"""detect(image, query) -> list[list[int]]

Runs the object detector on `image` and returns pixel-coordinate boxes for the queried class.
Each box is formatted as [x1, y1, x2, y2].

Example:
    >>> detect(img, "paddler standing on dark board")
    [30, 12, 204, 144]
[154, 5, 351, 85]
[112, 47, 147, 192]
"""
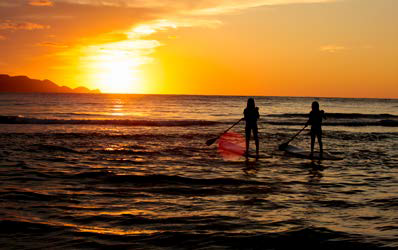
[243, 98, 260, 158]
[305, 101, 327, 159]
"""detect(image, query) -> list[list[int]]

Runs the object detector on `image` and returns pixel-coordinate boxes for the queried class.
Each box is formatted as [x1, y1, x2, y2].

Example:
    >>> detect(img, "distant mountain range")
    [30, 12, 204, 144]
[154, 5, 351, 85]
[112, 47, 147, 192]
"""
[0, 74, 101, 94]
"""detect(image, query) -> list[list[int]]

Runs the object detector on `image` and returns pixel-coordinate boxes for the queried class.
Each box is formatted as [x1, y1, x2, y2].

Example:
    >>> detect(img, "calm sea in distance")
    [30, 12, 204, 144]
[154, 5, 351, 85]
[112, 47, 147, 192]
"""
[1, 93, 397, 249]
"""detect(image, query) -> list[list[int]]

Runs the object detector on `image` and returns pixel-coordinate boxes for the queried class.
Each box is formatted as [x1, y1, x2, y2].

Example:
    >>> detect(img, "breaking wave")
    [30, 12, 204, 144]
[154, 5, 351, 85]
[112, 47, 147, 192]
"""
[1, 112, 398, 127]
[263, 112, 398, 127]
[265, 120, 398, 127]
[266, 113, 398, 119]
[0, 115, 220, 127]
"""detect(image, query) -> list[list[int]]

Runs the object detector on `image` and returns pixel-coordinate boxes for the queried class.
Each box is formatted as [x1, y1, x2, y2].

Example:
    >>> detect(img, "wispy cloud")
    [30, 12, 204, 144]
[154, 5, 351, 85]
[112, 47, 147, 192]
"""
[37, 42, 69, 48]
[29, 0, 54, 6]
[0, 20, 50, 30]
[126, 18, 222, 38]
[320, 45, 347, 53]
[186, 0, 335, 15]
[49, 0, 334, 9]
[0, 2, 19, 8]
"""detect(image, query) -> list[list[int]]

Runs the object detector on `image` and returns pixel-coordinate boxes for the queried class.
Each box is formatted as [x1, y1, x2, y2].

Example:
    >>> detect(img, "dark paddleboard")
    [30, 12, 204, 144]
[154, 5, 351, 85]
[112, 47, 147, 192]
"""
[283, 145, 343, 161]
[245, 154, 272, 159]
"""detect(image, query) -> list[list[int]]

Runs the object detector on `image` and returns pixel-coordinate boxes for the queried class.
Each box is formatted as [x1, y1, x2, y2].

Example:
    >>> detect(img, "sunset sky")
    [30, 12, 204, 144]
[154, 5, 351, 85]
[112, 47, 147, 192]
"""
[0, 0, 397, 98]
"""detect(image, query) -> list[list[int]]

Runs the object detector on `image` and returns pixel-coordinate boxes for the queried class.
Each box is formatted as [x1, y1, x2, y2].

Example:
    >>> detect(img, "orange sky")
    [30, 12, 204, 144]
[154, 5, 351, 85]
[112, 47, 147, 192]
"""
[0, 0, 397, 98]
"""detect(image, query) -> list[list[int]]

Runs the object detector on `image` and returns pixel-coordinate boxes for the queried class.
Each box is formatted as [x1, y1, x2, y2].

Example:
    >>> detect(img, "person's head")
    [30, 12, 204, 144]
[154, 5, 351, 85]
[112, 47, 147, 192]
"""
[247, 98, 255, 109]
[312, 101, 320, 111]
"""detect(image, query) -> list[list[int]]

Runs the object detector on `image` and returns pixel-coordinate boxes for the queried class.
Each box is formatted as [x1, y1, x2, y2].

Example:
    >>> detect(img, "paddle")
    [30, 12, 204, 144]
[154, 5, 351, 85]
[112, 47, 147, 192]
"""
[278, 125, 307, 150]
[206, 118, 244, 146]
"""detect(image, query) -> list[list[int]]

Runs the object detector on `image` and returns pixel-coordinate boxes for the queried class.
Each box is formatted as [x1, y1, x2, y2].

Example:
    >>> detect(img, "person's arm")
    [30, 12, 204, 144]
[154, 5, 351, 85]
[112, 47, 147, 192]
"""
[305, 112, 311, 126]
[321, 110, 326, 120]
[255, 107, 260, 120]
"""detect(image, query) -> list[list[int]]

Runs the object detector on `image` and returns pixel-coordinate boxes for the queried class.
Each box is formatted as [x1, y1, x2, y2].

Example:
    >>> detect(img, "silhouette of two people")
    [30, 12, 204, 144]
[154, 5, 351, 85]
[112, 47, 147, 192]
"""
[242, 99, 326, 160]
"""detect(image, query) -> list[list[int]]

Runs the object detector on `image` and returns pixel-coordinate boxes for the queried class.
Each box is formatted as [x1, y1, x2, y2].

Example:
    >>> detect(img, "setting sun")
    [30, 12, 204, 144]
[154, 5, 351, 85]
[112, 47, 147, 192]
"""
[80, 39, 155, 94]
[95, 59, 141, 94]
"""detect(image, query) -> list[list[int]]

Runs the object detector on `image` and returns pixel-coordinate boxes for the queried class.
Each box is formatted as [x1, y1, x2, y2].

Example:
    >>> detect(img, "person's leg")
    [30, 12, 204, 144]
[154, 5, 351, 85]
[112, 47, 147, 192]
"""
[318, 130, 323, 159]
[245, 127, 251, 156]
[253, 125, 259, 156]
[310, 130, 315, 159]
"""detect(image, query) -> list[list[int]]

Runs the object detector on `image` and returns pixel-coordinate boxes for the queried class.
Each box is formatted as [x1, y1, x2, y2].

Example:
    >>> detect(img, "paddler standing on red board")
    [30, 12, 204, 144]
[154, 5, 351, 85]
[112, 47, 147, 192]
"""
[243, 98, 260, 158]
[305, 101, 327, 159]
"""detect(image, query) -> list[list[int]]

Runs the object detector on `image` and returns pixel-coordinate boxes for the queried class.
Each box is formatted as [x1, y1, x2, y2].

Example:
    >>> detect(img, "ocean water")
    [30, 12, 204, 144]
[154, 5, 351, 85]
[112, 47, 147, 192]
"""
[1, 93, 397, 249]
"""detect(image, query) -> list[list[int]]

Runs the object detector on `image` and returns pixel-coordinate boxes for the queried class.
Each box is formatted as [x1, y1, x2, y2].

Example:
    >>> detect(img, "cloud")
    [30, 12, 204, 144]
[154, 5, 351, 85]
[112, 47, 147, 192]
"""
[186, 0, 335, 15]
[29, 0, 54, 6]
[0, 20, 50, 30]
[0, 35, 6, 40]
[126, 18, 222, 38]
[0, 2, 19, 7]
[0, 0, 335, 33]
[37, 42, 69, 48]
[48, 0, 334, 9]
[320, 45, 347, 53]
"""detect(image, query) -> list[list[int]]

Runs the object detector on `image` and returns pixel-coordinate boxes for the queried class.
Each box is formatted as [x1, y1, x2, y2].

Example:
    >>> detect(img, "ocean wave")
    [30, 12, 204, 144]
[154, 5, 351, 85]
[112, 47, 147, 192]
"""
[0, 115, 220, 127]
[314, 199, 361, 209]
[31, 144, 80, 153]
[71, 171, 265, 186]
[1, 220, 392, 249]
[265, 120, 398, 127]
[267, 113, 398, 119]
[0, 220, 65, 234]
[0, 190, 67, 202]
[2, 115, 397, 127]
[322, 131, 398, 141]
[369, 197, 398, 209]
[58, 112, 104, 116]
[0, 132, 216, 143]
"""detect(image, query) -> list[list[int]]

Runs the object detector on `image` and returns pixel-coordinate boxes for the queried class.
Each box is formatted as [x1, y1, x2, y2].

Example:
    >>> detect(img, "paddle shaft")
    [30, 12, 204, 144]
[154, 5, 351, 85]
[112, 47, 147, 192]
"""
[286, 125, 307, 144]
[207, 118, 243, 145]
[221, 118, 244, 136]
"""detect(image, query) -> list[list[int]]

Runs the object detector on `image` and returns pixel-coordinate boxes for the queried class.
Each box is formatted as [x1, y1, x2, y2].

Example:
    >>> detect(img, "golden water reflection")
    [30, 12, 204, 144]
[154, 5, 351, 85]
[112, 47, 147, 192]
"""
[78, 227, 158, 236]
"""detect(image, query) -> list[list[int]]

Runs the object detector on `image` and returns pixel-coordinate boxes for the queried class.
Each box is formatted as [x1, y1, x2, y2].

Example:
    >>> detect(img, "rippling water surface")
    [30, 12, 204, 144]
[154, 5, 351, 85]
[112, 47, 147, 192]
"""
[1, 93, 397, 249]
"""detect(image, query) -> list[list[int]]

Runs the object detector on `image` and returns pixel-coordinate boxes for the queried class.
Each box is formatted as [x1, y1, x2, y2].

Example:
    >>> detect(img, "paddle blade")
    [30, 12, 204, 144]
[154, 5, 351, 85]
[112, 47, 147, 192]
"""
[206, 138, 217, 146]
[278, 143, 289, 151]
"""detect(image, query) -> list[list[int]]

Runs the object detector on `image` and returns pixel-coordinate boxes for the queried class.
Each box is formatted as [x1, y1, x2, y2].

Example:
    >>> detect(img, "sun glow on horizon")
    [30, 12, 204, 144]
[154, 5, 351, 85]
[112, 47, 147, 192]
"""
[81, 39, 158, 94]
[77, 19, 217, 94]
[94, 58, 142, 94]
[77, 21, 174, 94]
[69, 19, 223, 94]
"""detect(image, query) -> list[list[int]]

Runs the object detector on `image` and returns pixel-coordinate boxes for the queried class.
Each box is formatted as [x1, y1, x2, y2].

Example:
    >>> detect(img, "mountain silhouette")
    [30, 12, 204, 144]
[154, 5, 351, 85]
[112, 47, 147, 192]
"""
[0, 74, 101, 94]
